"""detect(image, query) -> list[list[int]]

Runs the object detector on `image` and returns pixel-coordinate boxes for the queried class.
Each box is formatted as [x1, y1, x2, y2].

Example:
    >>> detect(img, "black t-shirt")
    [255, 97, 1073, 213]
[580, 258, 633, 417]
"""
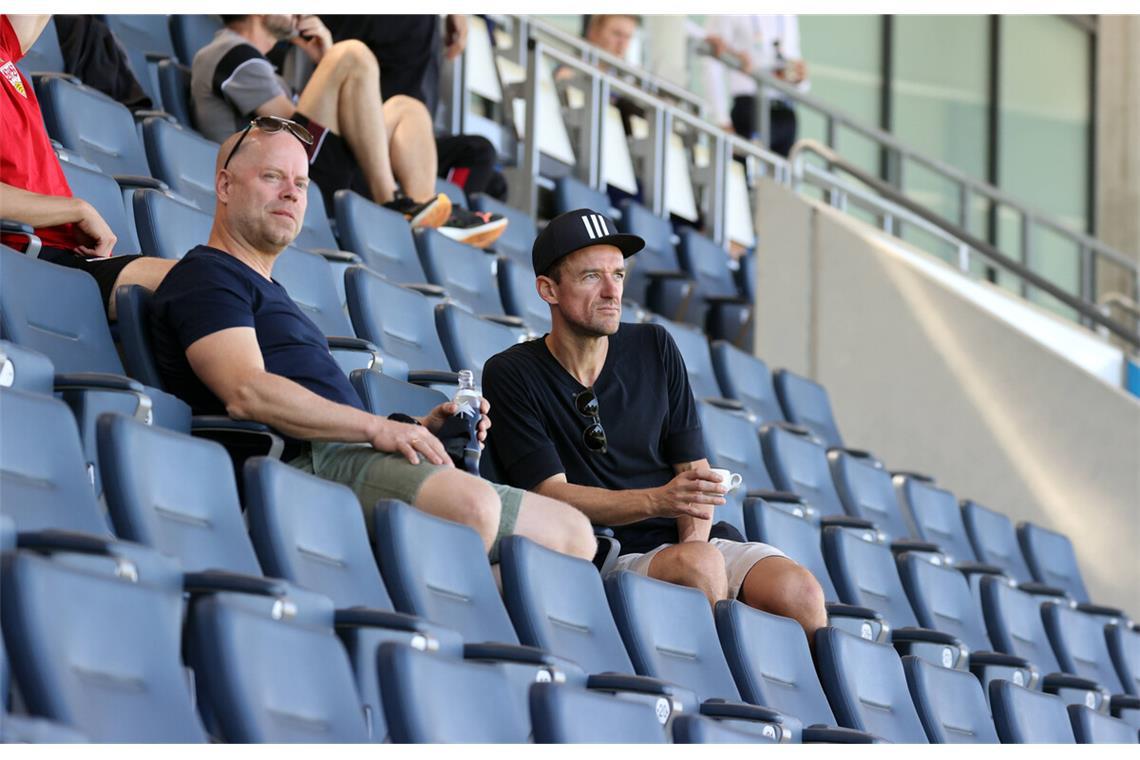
[150, 245, 364, 416]
[483, 323, 711, 554]
[321, 15, 440, 111]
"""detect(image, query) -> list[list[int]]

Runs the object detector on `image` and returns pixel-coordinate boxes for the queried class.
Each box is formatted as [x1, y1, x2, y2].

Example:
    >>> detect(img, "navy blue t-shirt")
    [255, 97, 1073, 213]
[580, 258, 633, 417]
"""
[483, 323, 711, 554]
[150, 245, 363, 416]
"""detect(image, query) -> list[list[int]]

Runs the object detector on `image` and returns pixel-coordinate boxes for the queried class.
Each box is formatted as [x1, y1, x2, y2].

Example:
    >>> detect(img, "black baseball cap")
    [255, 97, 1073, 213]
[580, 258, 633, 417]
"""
[532, 208, 644, 276]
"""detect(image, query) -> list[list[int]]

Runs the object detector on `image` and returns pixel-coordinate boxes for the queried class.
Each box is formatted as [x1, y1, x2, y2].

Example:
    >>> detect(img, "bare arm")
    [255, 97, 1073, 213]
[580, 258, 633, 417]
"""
[0, 183, 116, 257]
[673, 459, 714, 543]
[6, 14, 50, 54]
[185, 326, 450, 466]
[253, 95, 299, 120]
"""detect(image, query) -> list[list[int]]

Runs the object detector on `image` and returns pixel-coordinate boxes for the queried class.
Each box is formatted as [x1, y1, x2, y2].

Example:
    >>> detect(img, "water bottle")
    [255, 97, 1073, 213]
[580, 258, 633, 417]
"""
[453, 370, 482, 473]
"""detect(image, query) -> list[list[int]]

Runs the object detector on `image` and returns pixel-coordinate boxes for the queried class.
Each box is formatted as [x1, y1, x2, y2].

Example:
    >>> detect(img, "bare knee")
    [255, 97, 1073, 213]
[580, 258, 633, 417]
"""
[559, 507, 596, 563]
[326, 39, 379, 79]
[385, 94, 432, 128]
[452, 477, 501, 551]
[744, 561, 827, 638]
[652, 542, 729, 605]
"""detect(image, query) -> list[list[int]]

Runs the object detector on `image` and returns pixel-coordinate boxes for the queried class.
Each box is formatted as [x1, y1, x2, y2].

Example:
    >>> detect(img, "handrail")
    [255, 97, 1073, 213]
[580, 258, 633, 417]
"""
[789, 139, 1140, 350]
[1099, 293, 1140, 321]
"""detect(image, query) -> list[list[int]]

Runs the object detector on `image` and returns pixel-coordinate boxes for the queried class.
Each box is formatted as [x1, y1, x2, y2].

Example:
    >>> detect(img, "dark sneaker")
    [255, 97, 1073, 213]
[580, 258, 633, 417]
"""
[438, 207, 509, 249]
[383, 192, 452, 229]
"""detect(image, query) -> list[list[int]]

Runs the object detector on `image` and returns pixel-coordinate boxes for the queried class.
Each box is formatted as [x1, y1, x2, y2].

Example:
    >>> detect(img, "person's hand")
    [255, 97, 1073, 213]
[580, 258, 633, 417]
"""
[650, 468, 727, 520]
[443, 14, 468, 61]
[369, 417, 451, 466]
[785, 59, 807, 84]
[705, 33, 727, 58]
[418, 397, 491, 445]
[736, 49, 753, 73]
[292, 15, 333, 62]
[73, 199, 116, 258]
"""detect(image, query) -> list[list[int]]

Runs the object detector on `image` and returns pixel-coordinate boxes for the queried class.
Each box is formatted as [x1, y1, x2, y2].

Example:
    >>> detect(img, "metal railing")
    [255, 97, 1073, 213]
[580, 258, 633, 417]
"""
[697, 43, 1139, 316]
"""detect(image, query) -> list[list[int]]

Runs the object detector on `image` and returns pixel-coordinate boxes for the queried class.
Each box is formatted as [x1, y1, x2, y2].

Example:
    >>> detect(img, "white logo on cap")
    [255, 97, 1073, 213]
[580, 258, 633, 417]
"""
[581, 213, 610, 239]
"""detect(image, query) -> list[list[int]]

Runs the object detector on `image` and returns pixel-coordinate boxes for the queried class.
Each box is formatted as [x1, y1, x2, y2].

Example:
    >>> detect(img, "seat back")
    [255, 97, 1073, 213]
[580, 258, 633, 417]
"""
[335, 190, 430, 283]
[98, 414, 263, 575]
[345, 267, 452, 372]
[1017, 522, 1090, 603]
[470, 193, 536, 265]
[896, 476, 978, 563]
[59, 159, 141, 254]
[814, 627, 929, 742]
[349, 370, 448, 418]
[378, 645, 529, 743]
[371, 500, 518, 645]
[648, 315, 721, 401]
[142, 117, 219, 210]
[1106, 623, 1140, 697]
[530, 683, 665, 743]
[186, 586, 369, 742]
[828, 450, 910, 541]
[435, 176, 467, 208]
[1067, 705, 1139, 744]
[497, 256, 551, 334]
[903, 656, 998, 743]
[170, 14, 223, 65]
[415, 229, 504, 316]
[744, 498, 839, 601]
[671, 714, 780, 744]
[132, 188, 213, 259]
[0, 389, 110, 535]
[38, 77, 150, 176]
[980, 575, 1063, 674]
[272, 246, 355, 337]
[709, 341, 785, 425]
[499, 536, 634, 675]
[715, 601, 838, 727]
[773, 369, 843, 449]
[677, 228, 741, 299]
[553, 175, 611, 216]
[696, 400, 773, 537]
[243, 457, 393, 611]
[618, 200, 685, 309]
[156, 59, 193, 126]
[19, 16, 65, 74]
[822, 525, 920, 629]
[0, 339, 55, 395]
[989, 679, 1076, 743]
[294, 181, 341, 251]
[115, 284, 165, 388]
[960, 500, 1035, 585]
[896, 552, 992, 653]
[1042, 603, 1127, 693]
[761, 425, 847, 518]
[434, 303, 526, 382]
[104, 14, 176, 106]
[605, 571, 742, 703]
[0, 546, 206, 741]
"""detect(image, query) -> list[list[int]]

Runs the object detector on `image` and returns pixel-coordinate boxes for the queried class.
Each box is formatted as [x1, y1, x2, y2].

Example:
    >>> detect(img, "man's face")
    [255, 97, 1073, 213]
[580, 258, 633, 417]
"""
[590, 17, 636, 58]
[217, 130, 309, 253]
[543, 245, 626, 338]
[262, 14, 295, 41]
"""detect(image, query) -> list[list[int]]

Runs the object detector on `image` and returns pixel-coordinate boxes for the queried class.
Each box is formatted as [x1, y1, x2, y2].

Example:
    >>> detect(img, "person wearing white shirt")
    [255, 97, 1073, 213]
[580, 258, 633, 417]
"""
[702, 14, 809, 156]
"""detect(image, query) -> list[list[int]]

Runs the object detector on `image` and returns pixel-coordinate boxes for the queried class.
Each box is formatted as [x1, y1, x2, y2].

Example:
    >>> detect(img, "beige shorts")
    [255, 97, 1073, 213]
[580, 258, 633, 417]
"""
[609, 538, 789, 600]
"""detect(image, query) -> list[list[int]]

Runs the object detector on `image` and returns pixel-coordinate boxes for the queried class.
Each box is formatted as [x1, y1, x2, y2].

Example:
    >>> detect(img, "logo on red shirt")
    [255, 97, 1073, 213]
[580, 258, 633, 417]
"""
[1, 60, 27, 98]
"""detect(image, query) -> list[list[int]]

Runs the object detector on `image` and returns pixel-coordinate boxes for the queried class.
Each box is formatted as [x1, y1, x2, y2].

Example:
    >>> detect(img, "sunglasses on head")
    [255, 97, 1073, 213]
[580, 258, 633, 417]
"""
[573, 387, 607, 454]
[222, 116, 314, 171]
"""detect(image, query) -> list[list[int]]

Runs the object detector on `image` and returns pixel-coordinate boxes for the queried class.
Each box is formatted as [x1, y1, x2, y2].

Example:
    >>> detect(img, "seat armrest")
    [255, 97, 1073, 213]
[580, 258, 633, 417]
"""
[483, 314, 527, 328]
[891, 470, 935, 482]
[143, 52, 172, 64]
[1076, 602, 1126, 619]
[54, 371, 146, 395]
[586, 672, 689, 700]
[802, 726, 882, 744]
[744, 489, 803, 503]
[16, 529, 116, 556]
[698, 700, 800, 742]
[309, 248, 361, 264]
[333, 607, 430, 635]
[29, 71, 80, 87]
[644, 269, 694, 282]
[762, 420, 814, 437]
[406, 370, 461, 386]
[703, 294, 751, 305]
[831, 447, 876, 460]
[190, 417, 285, 460]
[969, 650, 1032, 669]
[890, 626, 964, 648]
[819, 515, 876, 530]
[400, 282, 447, 298]
[1016, 582, 1069, 598]
[889, 539, 943, 554]
[1110, 694, 1140, 711]
[183, 570, 289, 598]
[113, 175, 170, 192]
[826, 602, 884, 621]
[132, 109, 175, 125]
[327, 335, 380, 354]
[0, 219, 40, 256]
[703, 396, 747, 412]
[463, 642, 556, 667]
[953, 561, 1007, 576]
[1042, 673, 1103, 693]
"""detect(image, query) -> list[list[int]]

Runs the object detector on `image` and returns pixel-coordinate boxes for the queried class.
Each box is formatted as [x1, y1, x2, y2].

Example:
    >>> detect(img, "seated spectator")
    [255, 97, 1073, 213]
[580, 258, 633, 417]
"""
[191, 14, 457, 235]
[148, 118, 597, 564]
[483, 209, 827, 641]
[0, 13, 173, 319]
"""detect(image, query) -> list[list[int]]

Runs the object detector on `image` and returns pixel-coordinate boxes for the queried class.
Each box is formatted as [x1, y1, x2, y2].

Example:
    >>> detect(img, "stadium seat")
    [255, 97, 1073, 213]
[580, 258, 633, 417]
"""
[1106, 622, 1140, 698]
[605, 571, 800, 742]
[497, 255, 552, 334]
[696, 399, 777, 537]
[59, 158, 142, 254]
[553, 175, 613, 218]
[170, 14, 223, 66]
[377, 644, 529, 743]
[0, 713, 89, 743]
[828, 449, 915, 543]
[675, 227, 751, 342]
[772, 368, 844, 449]
[141, 117, 219, 210]
[821, 527, 969, 669]
[1067, 705, 1139, 743]
[294, 181, 341, 251]
[960, 499, 1066, 595]
[1042, 603, 1140, 723]
[434, 303, 527, 382]
[103, 14, 178, 108]
[989, 679, 1077, 743]
[17, 16, 65, 77]
[1017, 521, 1097, 605]
[470, 193, 537, 265]
[1, 541, 207, 741]
[435, 176, 468, 209]
[334, 189, 439, 286]
[648, 315, 736, 404]
[616, 199, 694, 319]
[714, 602, 878, 742]
[414, 228, 518, 319]
[38, 77, 152, 176]
[131, 188, 213, 259]
[0, 339, 55, 395]
[709, 340, 787, 425]
[155, 60, 193, 127]
[903, 655, 999, 743]
[670, 715, 782, 743]
[185, 584, 371, 742]
[814, 627, 929, 742]
[895, 475, 985, 566]
[529, 683, 666, 743]
[347, 369, 448, 417]
[761, 423, 851, 518]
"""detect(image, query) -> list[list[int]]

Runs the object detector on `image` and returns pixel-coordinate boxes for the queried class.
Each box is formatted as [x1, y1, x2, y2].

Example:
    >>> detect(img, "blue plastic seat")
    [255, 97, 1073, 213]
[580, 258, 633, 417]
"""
[38, 77, 151, 176]
[434, 303, 527, 383]
[435, 176, 467, 208]
[1042, 603, 1140, 723]
[0, 340, 55, 396]
[773, 369, 844, 449]
[895, 476, 981, 566]
[155, 60, 193, 127]
[295, 181, 342, 252]
[903, 655, 998, 743]
[414, 228, 509, 317]
[131, 188, 213, 259]
[59, 159, 142, 255]
[696, 399, 776, 538]
[496, 255, 552, 334]
[334, 189, 435, 285]
[1106, 623, 1140, 698]
[553, 175, 612, 217]
[17, 17, 65, 76]
[1067, 705, 1139, 743]
[141, 117, 219, 210]
[470, 193, 536, 265]
[671, 715, 782, 743]
[675, 228, 751, 341]
[377, 644, 528, 743]
[814, 627, 929, 742]
[989, 679, 1076, 743]
[616, 199, 694, 319]
[1016, 521, 1094, 604]
[0, 713, 89, 743]
[761, 424, 848, 518]
[828, 449, 912, 542]
[647, 315, 731, 403]
[529, 683, 666, 743]
[104, 14, 177, 107]
[170, 14, 223, 65]
[709, 340, 786, 425]
[347, 369, 448, 417]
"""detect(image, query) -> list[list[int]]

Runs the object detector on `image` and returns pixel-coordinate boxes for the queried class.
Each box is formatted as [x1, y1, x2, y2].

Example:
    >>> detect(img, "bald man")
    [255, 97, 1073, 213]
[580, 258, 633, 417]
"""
[148, 118, 597, 563]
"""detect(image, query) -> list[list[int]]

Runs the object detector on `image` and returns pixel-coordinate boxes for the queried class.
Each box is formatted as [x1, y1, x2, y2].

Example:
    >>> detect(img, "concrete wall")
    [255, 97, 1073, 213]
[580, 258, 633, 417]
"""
[754, 177, 1140, 611]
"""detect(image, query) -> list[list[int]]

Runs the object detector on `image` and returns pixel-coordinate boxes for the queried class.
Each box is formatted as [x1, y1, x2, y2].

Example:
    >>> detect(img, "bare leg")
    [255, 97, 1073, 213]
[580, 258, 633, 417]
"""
[738, 556, 827, 644]
[646, 542, 729, 606]
[384, 95, 439, 202]
[107, 257, 176, 320]
[414, 468, 502, 551]
[511, 490, 596, 562]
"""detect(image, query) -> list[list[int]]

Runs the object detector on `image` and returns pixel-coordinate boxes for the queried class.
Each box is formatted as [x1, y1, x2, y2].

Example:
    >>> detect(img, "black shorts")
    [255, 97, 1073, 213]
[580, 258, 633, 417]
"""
[37, 246, 141, 311]
[292, 111, 367, 215]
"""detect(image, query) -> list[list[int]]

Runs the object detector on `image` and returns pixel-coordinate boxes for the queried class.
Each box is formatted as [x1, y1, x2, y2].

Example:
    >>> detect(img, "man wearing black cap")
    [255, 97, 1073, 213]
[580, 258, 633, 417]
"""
[482, 209, 826, 640]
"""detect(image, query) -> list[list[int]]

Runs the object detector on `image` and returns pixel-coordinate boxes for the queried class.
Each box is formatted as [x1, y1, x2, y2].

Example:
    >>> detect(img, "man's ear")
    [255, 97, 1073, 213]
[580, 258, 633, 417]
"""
[215, 169, 231, 204]
[536, 275, 558, 306]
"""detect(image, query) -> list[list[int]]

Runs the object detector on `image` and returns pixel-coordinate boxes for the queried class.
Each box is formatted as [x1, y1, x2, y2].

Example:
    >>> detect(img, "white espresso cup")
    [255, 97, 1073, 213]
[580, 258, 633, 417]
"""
[709, 468, 743, 492]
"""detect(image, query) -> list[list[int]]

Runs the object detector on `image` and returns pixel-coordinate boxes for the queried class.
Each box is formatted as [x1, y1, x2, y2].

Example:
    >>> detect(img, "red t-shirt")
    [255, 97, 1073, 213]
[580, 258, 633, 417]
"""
[0, 15, 78, 250]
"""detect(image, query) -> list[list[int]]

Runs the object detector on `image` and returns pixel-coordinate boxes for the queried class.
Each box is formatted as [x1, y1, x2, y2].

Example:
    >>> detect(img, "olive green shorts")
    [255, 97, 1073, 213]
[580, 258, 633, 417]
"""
[287, 441, 523, 561]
